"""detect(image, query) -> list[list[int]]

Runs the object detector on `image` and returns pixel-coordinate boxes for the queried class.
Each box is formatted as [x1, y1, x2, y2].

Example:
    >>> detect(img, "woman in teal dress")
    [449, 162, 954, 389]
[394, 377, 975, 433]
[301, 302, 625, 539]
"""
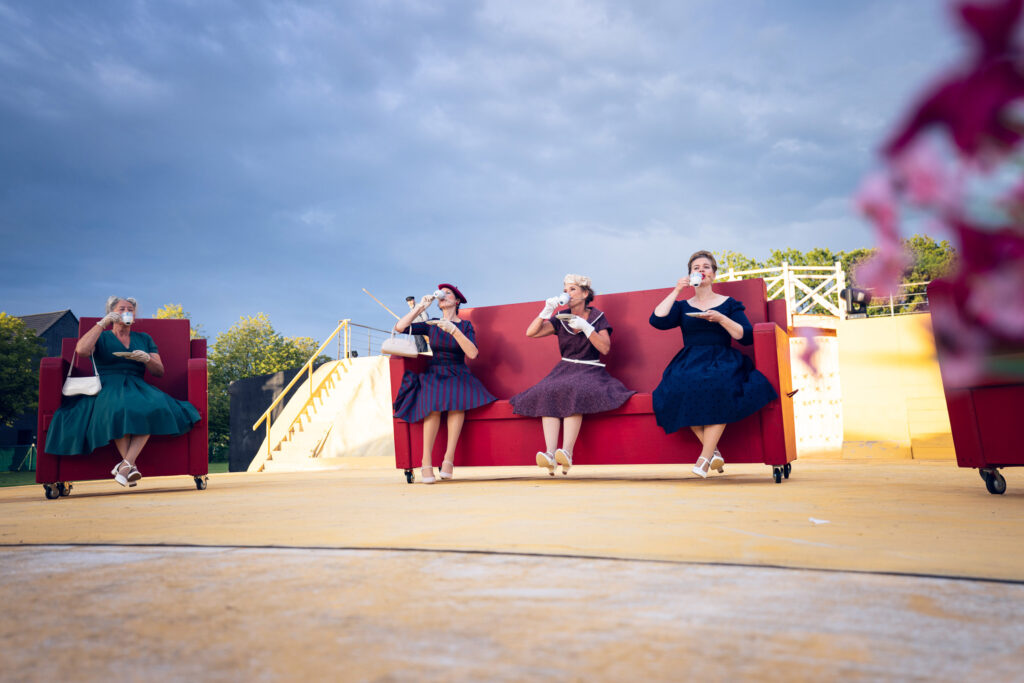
[45, 296, 201, 487]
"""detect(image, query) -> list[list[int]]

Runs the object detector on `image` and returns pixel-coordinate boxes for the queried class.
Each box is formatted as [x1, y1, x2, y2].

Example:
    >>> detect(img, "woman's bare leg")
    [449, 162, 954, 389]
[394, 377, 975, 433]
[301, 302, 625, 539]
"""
[689, 425, 705, 445]
[561, 414, 583, 454]
[699, 424, 726, 462]
[422, 411, 441, 471]
[124, 435, 150, 466]
[541, 417, 560, 454]
[441, 411, 465, 475]
[113, 436, 129, 459]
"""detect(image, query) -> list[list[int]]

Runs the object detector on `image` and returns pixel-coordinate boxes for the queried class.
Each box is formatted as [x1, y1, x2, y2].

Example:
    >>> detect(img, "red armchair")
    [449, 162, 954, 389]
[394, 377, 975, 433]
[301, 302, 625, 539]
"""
[928, 279, 1024, 494]
[389, 279, 796, 483]
[36, 318, 208, 499]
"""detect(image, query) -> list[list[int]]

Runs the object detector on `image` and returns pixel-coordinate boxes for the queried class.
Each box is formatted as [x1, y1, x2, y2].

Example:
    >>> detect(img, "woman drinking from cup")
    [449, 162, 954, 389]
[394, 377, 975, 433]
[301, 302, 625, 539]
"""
[510, 274, 635, 476]
[45, 296, 201, 487]
[649, 251, 777, 478]
[392, 284, 496, 483]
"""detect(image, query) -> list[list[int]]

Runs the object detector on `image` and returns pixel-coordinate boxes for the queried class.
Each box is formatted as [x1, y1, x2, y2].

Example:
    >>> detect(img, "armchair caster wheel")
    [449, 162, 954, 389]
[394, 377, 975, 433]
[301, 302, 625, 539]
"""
[404, 469, 414, 484]
[772, 467, 782, 484]
[194, 476, 208, 490]
[43, 484, 60, 500]
[981, 469, 1006, 495]
[783, 463, 791, 479]
[58, 482, 72, 497]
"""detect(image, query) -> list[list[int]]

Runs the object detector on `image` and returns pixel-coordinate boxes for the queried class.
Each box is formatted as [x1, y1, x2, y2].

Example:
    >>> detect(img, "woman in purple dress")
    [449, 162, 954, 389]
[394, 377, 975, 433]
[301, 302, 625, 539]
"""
[510, 274, 635, 476]
[393, 283, 496, 484]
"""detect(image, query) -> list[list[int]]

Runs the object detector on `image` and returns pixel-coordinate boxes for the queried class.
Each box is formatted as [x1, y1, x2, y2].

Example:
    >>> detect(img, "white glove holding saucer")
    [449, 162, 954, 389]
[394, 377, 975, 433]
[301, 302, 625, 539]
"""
[437, 319, 457, 334]
[568, 316, 595, 337]
[126, 350, 151, 364]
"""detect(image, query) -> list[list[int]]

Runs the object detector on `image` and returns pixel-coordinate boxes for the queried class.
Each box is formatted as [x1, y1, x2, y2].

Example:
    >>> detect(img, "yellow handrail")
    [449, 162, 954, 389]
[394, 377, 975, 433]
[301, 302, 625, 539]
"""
[251, 319, 351, 461]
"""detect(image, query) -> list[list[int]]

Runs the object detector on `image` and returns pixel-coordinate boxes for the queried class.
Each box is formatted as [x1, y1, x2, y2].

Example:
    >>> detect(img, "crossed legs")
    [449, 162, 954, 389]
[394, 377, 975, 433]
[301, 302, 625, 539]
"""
[690, 424, 726, 477]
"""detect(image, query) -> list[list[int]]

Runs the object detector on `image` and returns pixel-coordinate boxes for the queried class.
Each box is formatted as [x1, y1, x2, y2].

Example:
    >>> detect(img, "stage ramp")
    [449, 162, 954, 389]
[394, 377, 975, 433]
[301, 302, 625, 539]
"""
[248, 356, 395, 472]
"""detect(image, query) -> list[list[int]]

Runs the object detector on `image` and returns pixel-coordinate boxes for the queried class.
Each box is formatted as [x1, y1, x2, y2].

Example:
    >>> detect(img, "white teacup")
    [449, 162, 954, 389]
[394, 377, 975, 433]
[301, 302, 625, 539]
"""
[689, 272, 703, 287]
[121, 311, 134, 325]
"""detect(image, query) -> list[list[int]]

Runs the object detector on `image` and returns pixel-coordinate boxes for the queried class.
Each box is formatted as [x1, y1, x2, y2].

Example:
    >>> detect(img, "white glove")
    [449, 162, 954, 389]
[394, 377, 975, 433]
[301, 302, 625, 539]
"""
[437, 319, 456, 334]
[539, 296, 561, 319]
[568, 316, 595, 337]
[98, 311, 121, 328]
[126, 350, 151, 364]
[419, 294, 435, 309]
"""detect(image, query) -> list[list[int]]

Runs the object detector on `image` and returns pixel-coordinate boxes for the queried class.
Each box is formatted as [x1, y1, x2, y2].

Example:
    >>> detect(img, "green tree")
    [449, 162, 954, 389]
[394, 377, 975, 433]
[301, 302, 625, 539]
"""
[0, 313, 46, 426]
[206, 314, 328, 461]
[154, 303, 204, 339]
[903, 234, 958, 282]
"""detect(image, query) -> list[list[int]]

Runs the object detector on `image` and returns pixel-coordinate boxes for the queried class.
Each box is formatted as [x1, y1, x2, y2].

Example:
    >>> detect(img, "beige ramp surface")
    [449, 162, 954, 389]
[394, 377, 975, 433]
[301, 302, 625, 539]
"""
[3, 459, 1023, 581]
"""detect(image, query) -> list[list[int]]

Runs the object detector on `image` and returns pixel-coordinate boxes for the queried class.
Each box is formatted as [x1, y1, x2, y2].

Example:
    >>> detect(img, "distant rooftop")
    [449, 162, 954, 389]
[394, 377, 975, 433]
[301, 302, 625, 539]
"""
[17, 310, 75, 335]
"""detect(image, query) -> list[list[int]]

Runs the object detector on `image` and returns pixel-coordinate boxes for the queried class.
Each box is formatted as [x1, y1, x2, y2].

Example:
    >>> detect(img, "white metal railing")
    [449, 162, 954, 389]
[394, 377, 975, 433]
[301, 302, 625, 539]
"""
[863, 282, 930, 317]
[719, 262, 847, 326]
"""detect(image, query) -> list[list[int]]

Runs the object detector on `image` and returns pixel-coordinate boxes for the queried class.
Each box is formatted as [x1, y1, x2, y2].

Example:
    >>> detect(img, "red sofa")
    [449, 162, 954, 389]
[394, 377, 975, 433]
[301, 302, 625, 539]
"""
[36, 318, 208, 499]
[389, 279, 796, 483]
[928, 279, 1024, 495]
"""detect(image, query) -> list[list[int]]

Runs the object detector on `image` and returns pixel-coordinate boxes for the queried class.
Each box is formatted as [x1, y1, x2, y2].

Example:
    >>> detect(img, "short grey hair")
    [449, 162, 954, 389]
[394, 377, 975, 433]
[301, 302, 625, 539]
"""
[105, 296, 138, 313]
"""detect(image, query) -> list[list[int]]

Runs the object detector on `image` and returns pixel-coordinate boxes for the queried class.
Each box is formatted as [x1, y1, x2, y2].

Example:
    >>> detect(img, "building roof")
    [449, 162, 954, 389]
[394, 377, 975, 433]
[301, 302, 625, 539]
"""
[17, 310, 75, 335]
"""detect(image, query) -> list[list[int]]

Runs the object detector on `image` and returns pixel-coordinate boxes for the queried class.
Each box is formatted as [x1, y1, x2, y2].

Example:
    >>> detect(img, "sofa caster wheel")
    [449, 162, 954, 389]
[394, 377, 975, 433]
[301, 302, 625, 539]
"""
[772, 467, 782, 484]
[404, 469, 414, 484]
[58, 482, 72, 497]
[982, 469, 1006, 495]
[783, 463, 791, 479]
[43, 484, 60, 500]
[194, 476, 208, 490]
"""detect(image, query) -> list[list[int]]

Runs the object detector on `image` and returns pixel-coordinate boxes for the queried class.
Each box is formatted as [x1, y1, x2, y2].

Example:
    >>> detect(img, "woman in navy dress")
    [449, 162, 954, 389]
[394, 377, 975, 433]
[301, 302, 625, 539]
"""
[650, 251, 777, 478]
[393, 283, 496, 483]
[510, 274, 635, 476]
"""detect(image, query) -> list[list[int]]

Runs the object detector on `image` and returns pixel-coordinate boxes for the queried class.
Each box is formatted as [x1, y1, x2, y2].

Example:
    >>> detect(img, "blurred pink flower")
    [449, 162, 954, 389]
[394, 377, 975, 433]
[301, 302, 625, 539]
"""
[957, 0, 1023, 58]
[966, 267, 1024, 337]
[793, 327, 821, 376]
[854, 171, 899, 237]
[885, 0, 1024, 158]
[892, 140, 956, 208]
[929, 292, 990, 386]
[853, 239, 911, 296]
[999, 179, 1024, 222]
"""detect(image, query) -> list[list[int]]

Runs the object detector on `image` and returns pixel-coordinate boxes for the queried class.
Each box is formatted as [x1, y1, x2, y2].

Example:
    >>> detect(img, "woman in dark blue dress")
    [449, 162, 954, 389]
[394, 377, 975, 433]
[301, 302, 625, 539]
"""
[393, 283, 496, 483]
[650, 251, 777, 478]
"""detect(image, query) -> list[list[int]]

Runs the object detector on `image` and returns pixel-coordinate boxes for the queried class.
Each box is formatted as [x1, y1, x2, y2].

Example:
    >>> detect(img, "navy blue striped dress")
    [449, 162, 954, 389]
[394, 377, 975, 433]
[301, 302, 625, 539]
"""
[392, 319, 497, 423]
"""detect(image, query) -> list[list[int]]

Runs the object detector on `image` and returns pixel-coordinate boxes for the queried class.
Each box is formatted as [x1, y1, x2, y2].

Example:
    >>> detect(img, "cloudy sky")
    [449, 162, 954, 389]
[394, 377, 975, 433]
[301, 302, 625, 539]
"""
[1, 0, 960, 342]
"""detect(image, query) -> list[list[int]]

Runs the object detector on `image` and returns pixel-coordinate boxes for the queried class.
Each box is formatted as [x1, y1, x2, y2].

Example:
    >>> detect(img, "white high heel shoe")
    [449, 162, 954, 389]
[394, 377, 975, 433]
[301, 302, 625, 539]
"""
[554, 449, 572, 476]
[420, 466, 436, 484]
[709, 450, 725, 473]
[439, 461, 454, 480]
[692, 454, 712, 479]
[536, 451, 556, 476]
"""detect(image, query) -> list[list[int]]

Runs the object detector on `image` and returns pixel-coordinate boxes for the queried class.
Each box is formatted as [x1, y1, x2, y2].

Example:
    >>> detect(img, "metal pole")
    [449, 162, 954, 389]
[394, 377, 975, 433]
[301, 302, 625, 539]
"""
[889, 293, 895, 317]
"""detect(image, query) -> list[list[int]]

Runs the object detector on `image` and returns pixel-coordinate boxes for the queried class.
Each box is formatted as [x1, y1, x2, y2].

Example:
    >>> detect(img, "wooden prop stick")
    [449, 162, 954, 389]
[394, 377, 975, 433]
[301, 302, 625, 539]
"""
[362, 288, 401, 320]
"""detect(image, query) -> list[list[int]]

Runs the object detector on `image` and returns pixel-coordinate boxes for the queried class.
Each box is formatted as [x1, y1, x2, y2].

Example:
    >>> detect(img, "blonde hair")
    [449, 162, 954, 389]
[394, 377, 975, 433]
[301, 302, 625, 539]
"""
[687, 251, 718, 274]
[564, 273, 595, 304]
[105, 296, 138, 313]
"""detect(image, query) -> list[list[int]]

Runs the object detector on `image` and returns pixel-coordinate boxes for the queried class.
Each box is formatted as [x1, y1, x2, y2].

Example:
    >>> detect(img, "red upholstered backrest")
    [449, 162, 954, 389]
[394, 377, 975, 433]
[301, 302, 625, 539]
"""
[76, 318, 194, 400]
[461, 279, 771, 396]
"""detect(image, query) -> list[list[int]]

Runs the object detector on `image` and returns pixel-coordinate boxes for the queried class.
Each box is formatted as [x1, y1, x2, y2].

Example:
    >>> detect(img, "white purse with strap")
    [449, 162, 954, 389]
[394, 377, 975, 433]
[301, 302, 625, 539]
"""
[62, 352, 102, 396]
[380, 330, 420, 358]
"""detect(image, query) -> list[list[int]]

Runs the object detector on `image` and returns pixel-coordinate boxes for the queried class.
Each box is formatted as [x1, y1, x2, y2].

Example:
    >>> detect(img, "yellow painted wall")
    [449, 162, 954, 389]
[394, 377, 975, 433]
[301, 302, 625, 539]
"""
[837, 314, 954, 460]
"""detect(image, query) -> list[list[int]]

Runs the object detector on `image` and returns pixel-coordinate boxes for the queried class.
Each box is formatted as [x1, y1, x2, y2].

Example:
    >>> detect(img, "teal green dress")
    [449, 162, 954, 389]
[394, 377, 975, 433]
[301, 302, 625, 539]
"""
[45, 330, 201, 456]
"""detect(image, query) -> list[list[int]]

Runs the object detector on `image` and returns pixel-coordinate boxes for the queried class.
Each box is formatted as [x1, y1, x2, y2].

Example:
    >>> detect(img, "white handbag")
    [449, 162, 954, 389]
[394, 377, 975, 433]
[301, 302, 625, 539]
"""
[62, 353, 102, 396]
[380, 330, 420, 358]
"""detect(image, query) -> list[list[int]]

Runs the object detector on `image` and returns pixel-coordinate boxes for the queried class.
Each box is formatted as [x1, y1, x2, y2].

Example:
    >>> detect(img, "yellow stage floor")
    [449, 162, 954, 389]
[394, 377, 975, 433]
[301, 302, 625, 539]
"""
[2, 459, 1022, 680]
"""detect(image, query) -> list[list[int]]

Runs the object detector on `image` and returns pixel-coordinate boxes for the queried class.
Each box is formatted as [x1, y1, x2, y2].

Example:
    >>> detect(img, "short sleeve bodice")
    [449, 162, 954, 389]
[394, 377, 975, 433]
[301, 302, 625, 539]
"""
[649, 297, 753, 347]
[94, 331, 159, 376]
[548, 307, 611, 361]
[409, 319, 476, 366]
